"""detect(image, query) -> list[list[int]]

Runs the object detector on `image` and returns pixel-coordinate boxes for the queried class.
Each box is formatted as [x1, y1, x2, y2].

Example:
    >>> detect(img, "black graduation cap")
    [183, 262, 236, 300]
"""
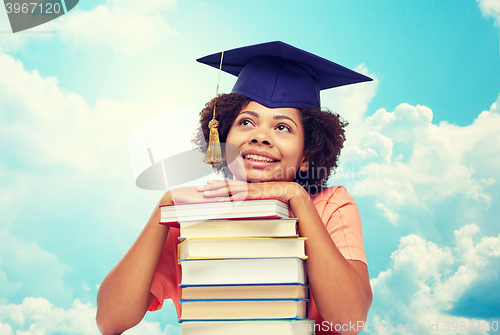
[197, 41, 372, 109]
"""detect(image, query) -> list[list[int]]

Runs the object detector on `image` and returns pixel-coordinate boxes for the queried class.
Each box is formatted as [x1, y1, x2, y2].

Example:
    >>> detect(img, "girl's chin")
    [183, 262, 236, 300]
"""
[228, 167, 296, 183]
[240, 173, 295, 183]
[229, 174, 288, 183]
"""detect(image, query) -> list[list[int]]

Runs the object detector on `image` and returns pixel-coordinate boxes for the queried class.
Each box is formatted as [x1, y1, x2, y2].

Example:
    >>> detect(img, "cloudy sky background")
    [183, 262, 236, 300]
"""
[1, 1, 499, 334]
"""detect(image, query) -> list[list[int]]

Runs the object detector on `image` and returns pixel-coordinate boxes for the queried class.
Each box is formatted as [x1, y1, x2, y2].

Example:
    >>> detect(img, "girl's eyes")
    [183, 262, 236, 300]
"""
[238, 118, 254, 127]
[275, 124, 292, 132]
[237, 118, 292, 132]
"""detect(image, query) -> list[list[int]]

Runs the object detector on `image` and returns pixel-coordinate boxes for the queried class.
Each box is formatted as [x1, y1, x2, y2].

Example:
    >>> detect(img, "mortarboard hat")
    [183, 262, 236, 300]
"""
[197, 41, 372, 109]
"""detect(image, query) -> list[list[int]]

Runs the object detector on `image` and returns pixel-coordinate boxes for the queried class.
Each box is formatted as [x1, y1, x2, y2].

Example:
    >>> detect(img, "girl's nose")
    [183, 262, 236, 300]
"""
[250, 130, 273, 146]
[251, 138, 271, 145]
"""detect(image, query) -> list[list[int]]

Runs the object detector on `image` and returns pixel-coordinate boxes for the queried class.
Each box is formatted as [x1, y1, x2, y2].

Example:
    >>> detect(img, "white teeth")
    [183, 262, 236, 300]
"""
[245, 154, 275, 162]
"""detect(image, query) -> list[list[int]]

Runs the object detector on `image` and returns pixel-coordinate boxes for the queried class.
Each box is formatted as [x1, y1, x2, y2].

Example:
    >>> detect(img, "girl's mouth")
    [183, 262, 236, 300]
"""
[244, 154, 278, 163]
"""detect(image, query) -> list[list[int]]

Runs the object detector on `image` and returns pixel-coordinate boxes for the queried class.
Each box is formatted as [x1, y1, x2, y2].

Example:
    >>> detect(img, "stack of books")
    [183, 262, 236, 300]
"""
[160, 199, 315, 334]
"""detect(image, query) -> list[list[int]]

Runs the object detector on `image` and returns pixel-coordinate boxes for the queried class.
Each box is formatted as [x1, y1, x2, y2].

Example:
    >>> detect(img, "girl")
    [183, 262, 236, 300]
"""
[96, 41, 373, 335]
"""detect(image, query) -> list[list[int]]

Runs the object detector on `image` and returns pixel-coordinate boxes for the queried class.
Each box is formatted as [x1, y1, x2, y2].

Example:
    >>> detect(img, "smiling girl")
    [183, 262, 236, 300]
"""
[96, 42, 373, 335]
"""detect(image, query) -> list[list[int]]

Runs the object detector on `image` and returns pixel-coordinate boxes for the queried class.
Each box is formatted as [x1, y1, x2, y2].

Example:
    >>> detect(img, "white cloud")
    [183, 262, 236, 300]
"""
[0, 229, 72, 306]
[0, 298, 180, 335]
[0, 46, 199, 317]
[0, 0, 177, 54]
[0, 49, 200, 236]
[374, 202, 400, 225]
[0, 50, 187, 175]
[0, 298, 97, 335]
[336, 95, 500, 224]
[55, 4, 177, 56]
[126, 321, 180, 335]
[0, 268, 22, 304]
[0, 45, 197, 310]
[0, 8, 56, 52]
[0, 53, 106, 172]
[321, 64, 379, 126]
[368, 224, 500, 334]
[0, 321, 14, 335]
[107, 0, 177, 14]
[477, 0, 500, 26]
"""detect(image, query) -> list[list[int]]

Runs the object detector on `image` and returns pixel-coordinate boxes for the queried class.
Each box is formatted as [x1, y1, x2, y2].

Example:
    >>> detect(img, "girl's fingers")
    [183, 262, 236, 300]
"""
[201, 181, 270, 199]
[201, 181, 248, 198]
[198, 181, 296, 203]
[197, 181, 227, 191]
[203, 187, 249, 198]
[202, 189, 228, 197]
[199, 180, 249, 193]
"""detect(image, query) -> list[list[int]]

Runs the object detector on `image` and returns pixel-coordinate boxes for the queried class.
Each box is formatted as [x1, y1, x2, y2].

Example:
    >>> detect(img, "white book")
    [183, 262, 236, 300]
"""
[180, 258, 307, 285]
[160, 199, 289, 225]
[181, 319, 316, 335]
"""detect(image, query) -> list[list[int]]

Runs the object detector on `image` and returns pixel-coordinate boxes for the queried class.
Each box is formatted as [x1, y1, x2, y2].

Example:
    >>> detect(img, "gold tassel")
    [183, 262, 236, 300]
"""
[204, 118, 223, 164]
[203, 51, 224, 165]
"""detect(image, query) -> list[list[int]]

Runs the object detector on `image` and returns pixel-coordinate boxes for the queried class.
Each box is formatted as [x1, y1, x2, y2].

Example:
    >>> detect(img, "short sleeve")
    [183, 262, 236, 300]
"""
[148, 227, 182, 318]
[312, 186, 367, 264]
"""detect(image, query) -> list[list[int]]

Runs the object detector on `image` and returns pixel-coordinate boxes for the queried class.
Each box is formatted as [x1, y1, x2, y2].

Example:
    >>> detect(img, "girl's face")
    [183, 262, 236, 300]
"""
[226, 101, 307, 183]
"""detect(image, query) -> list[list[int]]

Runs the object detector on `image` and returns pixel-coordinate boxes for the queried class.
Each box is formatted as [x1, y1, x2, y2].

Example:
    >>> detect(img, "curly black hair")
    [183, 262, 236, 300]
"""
[193, 93, 347, 193]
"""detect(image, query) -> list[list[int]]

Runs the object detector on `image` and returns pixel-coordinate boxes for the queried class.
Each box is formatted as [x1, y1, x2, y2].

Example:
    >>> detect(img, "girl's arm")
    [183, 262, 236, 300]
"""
[200, 181, 372, 335]
[289, 187, 372, 334]
[96, 187, 218, 335]
[96, 192, 172, 335]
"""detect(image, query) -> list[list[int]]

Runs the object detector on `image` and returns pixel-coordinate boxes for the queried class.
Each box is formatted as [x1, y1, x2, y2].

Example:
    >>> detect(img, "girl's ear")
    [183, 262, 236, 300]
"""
[299, 156, 309, 172]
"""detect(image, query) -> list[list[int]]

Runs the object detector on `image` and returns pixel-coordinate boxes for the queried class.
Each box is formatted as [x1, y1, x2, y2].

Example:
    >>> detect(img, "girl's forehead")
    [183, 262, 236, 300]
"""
[232, 101, 304, 132]
[238, 101, 303, 121]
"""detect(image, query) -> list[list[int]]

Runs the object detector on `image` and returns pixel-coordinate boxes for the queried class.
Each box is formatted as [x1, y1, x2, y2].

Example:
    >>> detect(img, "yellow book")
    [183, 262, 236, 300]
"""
[178, 237, 307, 260]
[179, 299, 308, 320]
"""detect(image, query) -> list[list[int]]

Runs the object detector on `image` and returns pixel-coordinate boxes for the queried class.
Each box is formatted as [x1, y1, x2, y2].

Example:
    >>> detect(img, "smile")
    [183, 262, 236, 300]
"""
[244, 154, 278, 163]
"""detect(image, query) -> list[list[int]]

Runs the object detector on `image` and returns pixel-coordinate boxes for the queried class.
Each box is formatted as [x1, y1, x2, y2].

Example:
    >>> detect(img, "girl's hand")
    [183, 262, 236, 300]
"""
[163, 186, 232, 205]
[198, 180, 308, 204]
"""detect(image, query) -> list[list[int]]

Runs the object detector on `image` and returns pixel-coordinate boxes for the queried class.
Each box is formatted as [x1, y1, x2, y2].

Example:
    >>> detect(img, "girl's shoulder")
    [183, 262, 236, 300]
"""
[310, 185, 355, 205]
[310, 185, 362, 231]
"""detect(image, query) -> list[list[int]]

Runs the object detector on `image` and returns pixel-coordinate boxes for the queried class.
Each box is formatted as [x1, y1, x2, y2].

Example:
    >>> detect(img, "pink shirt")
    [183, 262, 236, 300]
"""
[149, 185, 367, 334]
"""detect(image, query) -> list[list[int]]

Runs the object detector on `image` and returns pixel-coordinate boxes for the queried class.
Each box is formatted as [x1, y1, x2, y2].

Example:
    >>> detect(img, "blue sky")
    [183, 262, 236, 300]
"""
[0, 1, 499, 334]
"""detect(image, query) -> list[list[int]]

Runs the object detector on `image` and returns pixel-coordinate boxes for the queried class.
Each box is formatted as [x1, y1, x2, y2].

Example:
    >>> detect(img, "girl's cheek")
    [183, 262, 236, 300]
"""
[225, 143, 242, 164]
[228, 161, 247, 181]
